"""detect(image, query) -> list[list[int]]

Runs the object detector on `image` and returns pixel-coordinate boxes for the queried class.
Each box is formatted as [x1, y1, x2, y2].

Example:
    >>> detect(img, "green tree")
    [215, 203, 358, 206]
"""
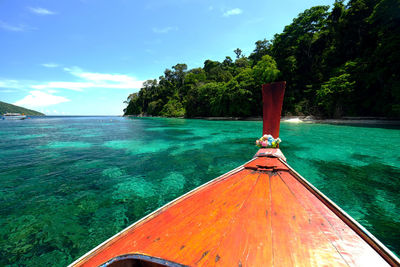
[317, 62, 356, 117]
[249, 39, 272, 64]
[125, 0, 400, 119]
[203, 60, 233, 82]
[234, 48, 242, 59]
[252, 55, 280, 85]
[160, 98, 185, 117]
[123, 93, 141, 115]
[225, 79, 252, 116]
[271, 5, 330, 114]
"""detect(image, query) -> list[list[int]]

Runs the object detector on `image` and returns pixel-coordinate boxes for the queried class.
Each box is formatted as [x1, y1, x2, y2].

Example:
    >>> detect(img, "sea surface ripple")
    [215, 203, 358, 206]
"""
[0, 116, 399, 265]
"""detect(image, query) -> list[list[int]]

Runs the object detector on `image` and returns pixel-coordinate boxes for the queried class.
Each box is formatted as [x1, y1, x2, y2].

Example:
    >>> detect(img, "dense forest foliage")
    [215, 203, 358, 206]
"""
[0, 101, 44, 116]
[124, 0, 400, 118]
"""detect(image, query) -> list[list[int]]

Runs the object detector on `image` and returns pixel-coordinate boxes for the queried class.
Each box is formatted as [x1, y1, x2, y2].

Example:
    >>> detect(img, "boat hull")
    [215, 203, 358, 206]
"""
[2, 115, 26, 120]
[70, 149, 399, 266]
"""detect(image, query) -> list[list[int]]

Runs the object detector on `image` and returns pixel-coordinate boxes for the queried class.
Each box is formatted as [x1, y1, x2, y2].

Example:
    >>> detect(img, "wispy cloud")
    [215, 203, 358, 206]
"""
[144, 38, 162, 45]
[67, 67, 144, 89]
[1, 67, 144, 98]
[29, 7, 56, 15]
[0, 79, 27, 89]
[14, 91, 70, 108]
[31, 67, 144, 91]
[41, 63, 60, 68]
[0, 20, 30, 32]
[223, 8, 243, 17]
[31, 81, 88, 92]
[145, 49, 154, 54]
[0, 89, 15, 93]
[0, 76, 81, 92]
[152, 26, 178, 34]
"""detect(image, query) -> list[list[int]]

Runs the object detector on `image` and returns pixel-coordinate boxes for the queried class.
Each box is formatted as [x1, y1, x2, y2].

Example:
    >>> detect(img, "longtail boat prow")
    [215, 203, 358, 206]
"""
[70, 82, 400, 267]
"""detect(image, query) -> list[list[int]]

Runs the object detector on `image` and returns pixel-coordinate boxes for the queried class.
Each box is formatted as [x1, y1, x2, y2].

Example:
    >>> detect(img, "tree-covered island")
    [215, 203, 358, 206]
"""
[124, 0, 399, 118]
[0, 101, 44, 116]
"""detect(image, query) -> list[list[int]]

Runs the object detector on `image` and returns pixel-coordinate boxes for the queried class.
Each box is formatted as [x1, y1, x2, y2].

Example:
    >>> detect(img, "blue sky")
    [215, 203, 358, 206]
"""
[0, 0, 334, 115]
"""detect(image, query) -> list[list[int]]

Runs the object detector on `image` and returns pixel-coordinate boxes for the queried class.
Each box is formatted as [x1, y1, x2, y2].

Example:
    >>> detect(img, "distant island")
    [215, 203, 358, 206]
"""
[0, 101, 44, 116]
[124, 0, 399, 119]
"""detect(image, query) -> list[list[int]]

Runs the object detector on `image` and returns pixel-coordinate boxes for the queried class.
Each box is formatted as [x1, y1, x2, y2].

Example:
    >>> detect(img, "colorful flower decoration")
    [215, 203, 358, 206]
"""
[255, 134, 281, 148]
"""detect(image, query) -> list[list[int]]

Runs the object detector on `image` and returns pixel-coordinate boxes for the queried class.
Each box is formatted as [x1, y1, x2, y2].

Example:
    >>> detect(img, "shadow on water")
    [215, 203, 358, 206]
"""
[322, 121, 400, 130]
[1, 116, 399, 265]
[311, 159, 400, 254]
[350, 153, 376, 163]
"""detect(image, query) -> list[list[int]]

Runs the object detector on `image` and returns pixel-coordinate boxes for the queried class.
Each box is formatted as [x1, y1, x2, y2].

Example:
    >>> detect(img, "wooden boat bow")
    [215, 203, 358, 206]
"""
[70, 82, 399, 266]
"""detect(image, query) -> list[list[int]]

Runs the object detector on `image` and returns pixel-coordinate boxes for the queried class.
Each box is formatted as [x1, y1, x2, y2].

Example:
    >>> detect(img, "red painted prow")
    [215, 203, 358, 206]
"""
[262, 82, 286, 139]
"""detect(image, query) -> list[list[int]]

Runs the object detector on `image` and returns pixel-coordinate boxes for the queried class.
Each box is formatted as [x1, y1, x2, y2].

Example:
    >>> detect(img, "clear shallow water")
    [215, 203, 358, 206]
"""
[0, 116, 399, 265]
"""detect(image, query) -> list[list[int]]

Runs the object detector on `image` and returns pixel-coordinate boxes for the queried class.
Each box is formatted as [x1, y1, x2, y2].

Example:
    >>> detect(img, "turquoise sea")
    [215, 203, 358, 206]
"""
[0, 116, 399, 265]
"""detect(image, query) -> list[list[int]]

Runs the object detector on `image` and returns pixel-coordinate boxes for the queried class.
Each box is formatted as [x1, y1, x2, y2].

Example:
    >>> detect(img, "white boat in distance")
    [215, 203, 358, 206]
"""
[2, 113, 27, 120]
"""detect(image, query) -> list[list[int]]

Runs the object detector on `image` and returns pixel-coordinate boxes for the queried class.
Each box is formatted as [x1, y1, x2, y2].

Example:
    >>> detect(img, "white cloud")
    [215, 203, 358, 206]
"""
[31, 82, 89, 91]
[66, 67, 144, 89]
[31, 67, 144, 91]
[152, 26, 178, 34]
[223, 8, 243, 17]
[1, 67, 144, 97]
[0, 79, 27, 89]
[41, 63, 60, 68]
[14, 91, 70, 108]
[29, 7, 56, 15]
[0, 21, 29, 32]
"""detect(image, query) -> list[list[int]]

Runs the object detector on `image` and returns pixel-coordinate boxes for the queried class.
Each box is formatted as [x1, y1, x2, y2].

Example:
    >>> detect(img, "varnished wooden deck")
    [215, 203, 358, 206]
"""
[71, 151, 396, 266]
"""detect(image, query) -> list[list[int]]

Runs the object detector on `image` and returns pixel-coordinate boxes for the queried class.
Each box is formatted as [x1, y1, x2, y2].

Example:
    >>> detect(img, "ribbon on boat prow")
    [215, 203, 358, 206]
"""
[254, 81, 286, 161]
[262, 82, 285, 139]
